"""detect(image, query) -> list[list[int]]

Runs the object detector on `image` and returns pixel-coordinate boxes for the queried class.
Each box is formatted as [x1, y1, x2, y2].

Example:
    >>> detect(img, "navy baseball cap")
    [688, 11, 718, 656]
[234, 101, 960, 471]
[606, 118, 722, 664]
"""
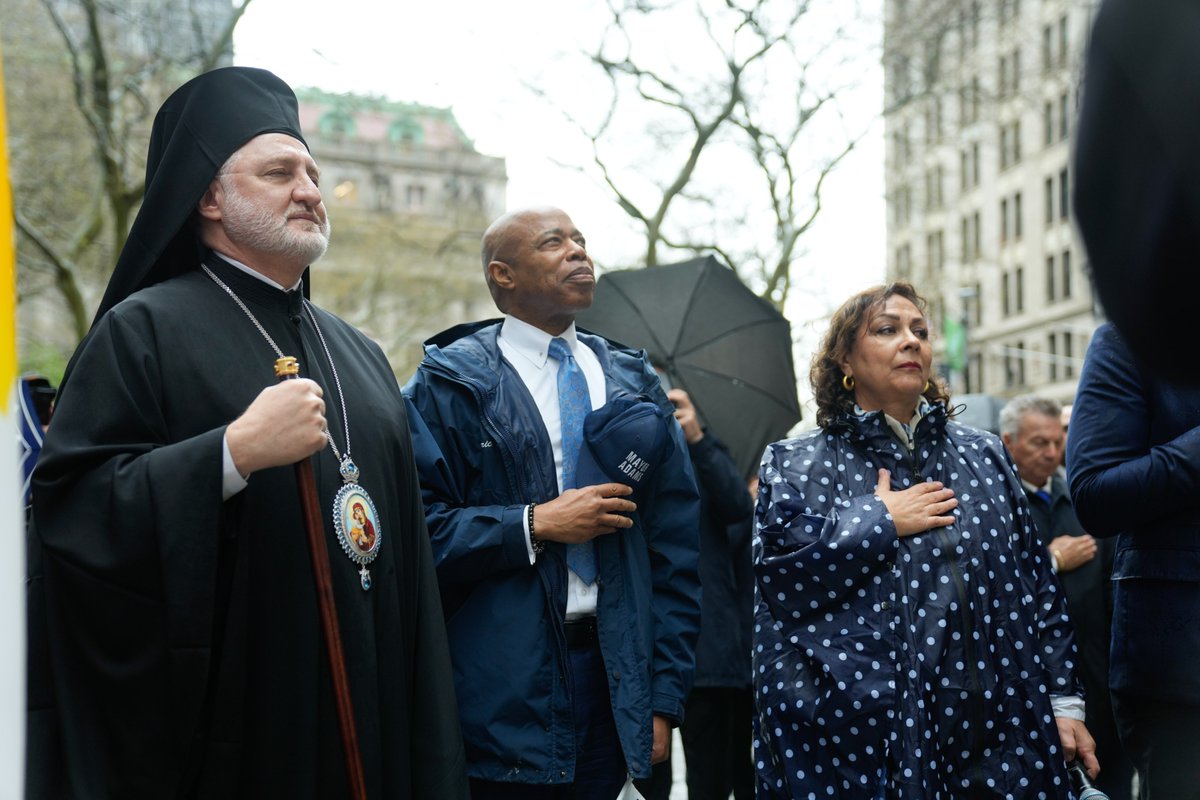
[575, 396, 669, 497]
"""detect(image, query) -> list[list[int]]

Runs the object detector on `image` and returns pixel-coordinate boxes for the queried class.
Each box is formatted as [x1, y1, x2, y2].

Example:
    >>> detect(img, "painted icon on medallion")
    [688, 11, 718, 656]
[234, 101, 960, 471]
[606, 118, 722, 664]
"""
[341, 493, 379, 556]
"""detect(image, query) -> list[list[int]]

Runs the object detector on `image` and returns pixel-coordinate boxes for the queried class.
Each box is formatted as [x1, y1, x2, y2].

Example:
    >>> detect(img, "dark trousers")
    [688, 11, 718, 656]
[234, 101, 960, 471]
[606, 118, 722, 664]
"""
[633, 757, 671, 800]
[636, 686, 754, 800]
[681, 687, 754, 800]
[471, 633, 626, 800]
[1086, 686, 1137, 800]
[1112, 691, 1200, 800]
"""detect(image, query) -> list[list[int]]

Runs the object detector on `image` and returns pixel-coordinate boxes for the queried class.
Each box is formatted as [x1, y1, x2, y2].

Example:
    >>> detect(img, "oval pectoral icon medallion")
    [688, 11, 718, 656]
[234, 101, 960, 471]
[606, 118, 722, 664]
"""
[333, 482, 382, 590]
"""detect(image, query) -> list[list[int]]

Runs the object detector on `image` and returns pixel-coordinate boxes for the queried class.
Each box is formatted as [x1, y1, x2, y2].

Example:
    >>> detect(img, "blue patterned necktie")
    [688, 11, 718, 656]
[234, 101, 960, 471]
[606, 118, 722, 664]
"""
[549, 337, 597, 584]
[1035, 489, 1052, 504]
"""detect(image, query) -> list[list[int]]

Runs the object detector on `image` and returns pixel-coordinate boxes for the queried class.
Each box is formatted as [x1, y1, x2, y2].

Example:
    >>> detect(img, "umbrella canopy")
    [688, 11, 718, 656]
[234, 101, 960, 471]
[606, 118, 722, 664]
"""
[577, 255, 801, 480]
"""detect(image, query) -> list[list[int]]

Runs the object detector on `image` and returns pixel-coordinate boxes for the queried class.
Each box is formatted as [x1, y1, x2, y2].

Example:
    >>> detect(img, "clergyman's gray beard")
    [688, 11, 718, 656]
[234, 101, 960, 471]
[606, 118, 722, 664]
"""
[220, 184, 332, 266]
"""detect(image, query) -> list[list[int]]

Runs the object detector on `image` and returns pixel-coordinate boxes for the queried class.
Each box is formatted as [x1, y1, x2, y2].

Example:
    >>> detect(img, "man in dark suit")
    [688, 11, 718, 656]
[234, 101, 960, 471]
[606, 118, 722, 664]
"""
[1001, 394, 1133, 799]
[1069, 324, 1200, 799]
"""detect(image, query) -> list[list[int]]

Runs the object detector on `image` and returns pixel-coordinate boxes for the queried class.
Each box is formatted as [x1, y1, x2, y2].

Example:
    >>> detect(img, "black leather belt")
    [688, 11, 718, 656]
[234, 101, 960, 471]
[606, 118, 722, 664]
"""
[564, 617, 598, 649]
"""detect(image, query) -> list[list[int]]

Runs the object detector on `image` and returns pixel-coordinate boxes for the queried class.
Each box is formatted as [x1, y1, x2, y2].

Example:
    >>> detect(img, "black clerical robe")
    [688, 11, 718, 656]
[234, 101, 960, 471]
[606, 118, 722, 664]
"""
[29, 258, 467, 799]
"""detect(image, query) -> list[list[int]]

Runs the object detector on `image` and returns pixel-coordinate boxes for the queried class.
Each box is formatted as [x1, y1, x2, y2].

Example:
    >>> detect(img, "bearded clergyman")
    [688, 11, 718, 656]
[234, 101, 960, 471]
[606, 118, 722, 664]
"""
[27, 67, 469, 799]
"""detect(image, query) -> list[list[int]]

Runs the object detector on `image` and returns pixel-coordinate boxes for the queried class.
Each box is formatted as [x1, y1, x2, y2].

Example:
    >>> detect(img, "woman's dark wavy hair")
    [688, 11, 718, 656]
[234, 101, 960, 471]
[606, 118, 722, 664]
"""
[810, 281, 952, 430]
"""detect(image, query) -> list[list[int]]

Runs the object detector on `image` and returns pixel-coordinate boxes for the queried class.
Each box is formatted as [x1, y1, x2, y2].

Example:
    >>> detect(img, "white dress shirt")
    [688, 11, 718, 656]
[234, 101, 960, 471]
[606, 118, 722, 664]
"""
[498, 315, 606, 619]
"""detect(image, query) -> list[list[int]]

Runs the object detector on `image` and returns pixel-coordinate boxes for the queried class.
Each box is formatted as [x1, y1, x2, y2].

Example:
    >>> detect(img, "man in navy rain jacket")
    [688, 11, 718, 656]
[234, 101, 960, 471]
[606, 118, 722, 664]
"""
[403, 207, 701, 797]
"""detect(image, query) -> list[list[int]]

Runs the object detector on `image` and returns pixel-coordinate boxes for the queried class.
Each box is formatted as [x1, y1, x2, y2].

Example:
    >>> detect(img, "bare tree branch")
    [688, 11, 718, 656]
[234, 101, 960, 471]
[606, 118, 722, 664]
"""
[15, 210, 90, 339]
[13, 0, 259, 354]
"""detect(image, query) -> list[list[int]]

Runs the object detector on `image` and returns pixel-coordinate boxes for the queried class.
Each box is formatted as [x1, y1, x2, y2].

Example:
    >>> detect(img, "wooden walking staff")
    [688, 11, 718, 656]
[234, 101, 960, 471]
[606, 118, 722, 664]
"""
[275, 356, 368, 800]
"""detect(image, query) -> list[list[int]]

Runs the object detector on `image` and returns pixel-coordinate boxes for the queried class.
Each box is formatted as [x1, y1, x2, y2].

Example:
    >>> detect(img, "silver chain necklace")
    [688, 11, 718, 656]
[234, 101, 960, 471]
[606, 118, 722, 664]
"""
[202, 263, 381, 590]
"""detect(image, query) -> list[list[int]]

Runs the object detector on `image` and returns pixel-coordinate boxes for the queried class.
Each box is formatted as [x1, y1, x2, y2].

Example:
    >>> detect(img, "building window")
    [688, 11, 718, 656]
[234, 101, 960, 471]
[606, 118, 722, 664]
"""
[967, 352, 984, 393]
[999, 121, 1021, 170]
[1014, 191, 1023, 239]
[1000, 198, 1009, 243]
[373, 173, 393, 211]
[1043, 101, 1054, 146]
[1062, 249, 1073, 298]
[960, 214, 980, 263]
[1015, 266, 1025, 313]
[895, 243, 912, 277]
[1064, 332, 1075, 378]
[319, 110, 356, 138]
[1048, 332, 1059, 381]
[965, 143, 975, 188]
[1005, 349, 1021, 387]
[924, 167, 944, 211]
[1041, 175, 1051, 225]
[1059, 167, 1070, 220]
[1058, 15, 1069, 68]
[1046, 254, 1057, 301]
[893, 184, 913, 227]
[1002, 0, 1020, 26]
[1059, 92, 1070, 141]
[891, 55, 912, 104]
[1042, 24, 1053, 71]
[388, 118, 424, 147]
[971, 281, 982, 326]
[1017, 341, 1026, 386]
[927, 229, 945, 275]
[1002, 270, 1011, 316]
[405, 184, 426, 210]
[925, 96, 944, 144]
[973, 210, 981, 259]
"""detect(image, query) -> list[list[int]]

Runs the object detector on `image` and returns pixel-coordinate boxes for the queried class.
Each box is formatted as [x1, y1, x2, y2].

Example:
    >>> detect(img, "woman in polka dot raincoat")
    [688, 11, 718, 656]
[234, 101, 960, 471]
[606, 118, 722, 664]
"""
[752, 283, 1098, 799]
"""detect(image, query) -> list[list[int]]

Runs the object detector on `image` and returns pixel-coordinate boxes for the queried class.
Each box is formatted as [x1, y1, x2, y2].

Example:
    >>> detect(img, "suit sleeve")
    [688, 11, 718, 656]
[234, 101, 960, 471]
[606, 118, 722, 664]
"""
[995, 442, 1082, 700]
[1067, 324, 1200, 536]
[689, 433, 754, 543]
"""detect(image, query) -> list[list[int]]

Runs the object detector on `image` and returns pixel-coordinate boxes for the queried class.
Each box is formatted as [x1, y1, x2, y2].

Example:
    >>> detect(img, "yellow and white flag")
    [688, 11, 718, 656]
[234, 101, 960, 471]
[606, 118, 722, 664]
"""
[1, 43, 28, 798]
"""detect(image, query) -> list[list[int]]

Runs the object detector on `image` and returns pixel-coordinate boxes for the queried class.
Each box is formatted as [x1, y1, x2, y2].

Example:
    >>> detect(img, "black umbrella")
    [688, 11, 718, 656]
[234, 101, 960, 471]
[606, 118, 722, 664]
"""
[577, 255, 801, 480]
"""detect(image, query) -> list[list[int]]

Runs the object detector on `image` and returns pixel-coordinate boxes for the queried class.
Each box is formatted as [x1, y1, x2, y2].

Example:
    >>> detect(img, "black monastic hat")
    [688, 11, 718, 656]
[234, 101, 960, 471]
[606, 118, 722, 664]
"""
[92, 66, 308, 324]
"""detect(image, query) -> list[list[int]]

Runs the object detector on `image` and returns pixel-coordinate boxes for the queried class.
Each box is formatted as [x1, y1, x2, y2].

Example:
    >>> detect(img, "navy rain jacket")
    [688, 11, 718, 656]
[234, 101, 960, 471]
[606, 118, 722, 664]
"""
[753, 404, 1080, 799]
[402, 321, 701, 783]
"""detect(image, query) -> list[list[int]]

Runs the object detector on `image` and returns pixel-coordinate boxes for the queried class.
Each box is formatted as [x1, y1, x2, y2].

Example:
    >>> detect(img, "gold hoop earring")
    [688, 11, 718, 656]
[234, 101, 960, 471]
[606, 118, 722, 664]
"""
[923, 380, 931, 393]
[842, 374, 855, 391]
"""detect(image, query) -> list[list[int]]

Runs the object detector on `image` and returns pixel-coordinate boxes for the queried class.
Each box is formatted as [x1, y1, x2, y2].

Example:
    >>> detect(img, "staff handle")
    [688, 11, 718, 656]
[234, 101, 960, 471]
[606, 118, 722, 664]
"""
[275, 356, 367, 800]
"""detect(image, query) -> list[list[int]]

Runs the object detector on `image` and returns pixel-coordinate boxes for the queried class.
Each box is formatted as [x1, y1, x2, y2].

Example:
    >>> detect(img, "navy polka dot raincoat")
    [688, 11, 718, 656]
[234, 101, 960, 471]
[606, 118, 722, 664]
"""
[753, 404, 1081, 799]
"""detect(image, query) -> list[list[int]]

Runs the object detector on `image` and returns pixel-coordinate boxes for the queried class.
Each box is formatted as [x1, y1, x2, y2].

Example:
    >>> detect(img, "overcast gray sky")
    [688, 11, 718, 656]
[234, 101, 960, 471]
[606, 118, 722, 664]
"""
[234, 0, 887, 406]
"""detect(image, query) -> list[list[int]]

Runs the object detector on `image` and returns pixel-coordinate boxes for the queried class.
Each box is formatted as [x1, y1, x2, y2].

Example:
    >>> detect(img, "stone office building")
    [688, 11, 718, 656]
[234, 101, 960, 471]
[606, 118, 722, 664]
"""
[882, 0, 1100, 404]
[297, 88, 507, 379]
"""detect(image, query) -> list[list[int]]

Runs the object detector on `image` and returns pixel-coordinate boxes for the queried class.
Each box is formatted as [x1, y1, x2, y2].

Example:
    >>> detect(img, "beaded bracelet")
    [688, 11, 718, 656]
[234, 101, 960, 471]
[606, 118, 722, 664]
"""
[528, 503, 544, 554]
